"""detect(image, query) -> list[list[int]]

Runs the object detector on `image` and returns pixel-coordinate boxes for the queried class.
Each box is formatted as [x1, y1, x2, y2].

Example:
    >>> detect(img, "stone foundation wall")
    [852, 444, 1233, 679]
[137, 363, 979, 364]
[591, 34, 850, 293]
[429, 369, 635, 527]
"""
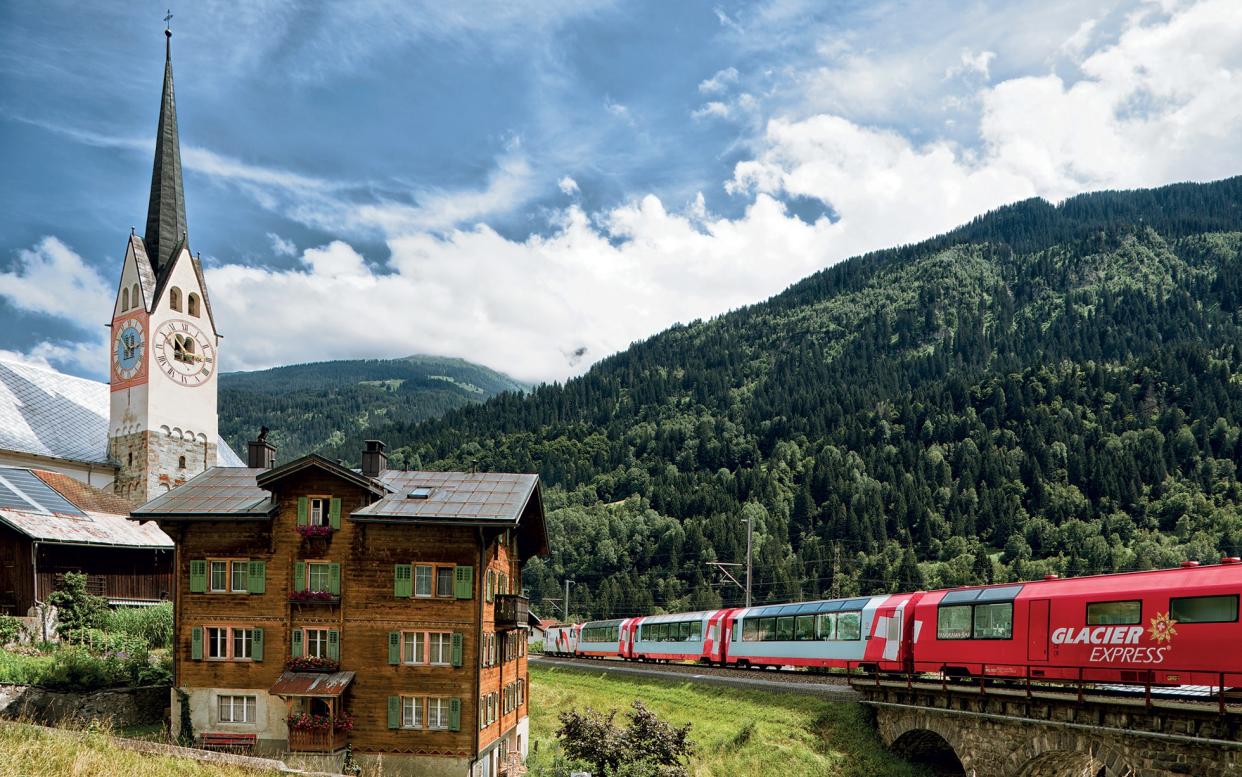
[0, 683, 167, 729]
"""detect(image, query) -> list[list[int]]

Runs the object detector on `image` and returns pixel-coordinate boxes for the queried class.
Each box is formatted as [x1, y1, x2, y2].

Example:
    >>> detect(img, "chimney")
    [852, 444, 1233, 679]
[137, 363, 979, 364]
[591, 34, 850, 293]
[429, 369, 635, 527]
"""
[362, 440, 388, 478]
[247, 426, 276, 469]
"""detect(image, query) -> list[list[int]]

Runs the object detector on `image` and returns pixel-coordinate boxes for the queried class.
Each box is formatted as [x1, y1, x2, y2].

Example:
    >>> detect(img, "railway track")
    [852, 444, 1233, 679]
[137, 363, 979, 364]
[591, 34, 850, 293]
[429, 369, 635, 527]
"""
[531, 654, 861, 698]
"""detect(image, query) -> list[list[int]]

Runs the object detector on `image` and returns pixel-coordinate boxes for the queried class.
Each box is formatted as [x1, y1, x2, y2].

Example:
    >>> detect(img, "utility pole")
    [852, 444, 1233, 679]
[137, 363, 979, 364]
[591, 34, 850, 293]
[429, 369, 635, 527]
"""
[563, 579, 576, 621]
[745, 515, 753, 608]
[710, 516, 754, 607]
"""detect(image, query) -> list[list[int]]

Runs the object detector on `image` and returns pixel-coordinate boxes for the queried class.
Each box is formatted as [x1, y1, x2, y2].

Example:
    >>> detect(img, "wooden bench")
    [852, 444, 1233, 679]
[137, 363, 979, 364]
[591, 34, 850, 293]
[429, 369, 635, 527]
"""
[198, 732, 257, 754]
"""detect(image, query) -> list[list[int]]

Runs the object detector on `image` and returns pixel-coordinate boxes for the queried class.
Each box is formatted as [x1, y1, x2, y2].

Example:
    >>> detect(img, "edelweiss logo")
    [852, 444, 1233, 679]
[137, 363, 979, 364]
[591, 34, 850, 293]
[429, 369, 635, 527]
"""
[1147, 611, 1178, 644]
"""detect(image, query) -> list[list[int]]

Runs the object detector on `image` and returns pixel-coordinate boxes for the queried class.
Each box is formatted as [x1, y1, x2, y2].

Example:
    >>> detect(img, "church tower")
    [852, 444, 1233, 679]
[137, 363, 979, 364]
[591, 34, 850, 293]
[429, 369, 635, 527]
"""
[109, 27, 219, 507]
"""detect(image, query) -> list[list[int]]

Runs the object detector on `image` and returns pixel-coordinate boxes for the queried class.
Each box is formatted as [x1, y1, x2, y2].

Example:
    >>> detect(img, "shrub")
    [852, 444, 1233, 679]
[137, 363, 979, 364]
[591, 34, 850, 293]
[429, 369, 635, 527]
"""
[0, 615, 24, 646]
[46, 572, 109, 638]
[103, 604, 173, 649]
[557, 701, 693, 777]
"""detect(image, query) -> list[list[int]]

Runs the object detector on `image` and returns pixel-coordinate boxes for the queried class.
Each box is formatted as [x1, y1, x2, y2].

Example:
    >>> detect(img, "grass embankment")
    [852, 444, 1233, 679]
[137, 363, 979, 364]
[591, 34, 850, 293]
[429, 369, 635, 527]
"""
[528, 666, 928, 777]
[0, 722, 279, 777]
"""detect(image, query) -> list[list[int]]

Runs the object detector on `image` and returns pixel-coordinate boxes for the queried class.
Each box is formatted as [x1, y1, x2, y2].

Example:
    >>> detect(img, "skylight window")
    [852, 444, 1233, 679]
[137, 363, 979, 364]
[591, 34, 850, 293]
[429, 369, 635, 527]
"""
[407, 487, 434, 500]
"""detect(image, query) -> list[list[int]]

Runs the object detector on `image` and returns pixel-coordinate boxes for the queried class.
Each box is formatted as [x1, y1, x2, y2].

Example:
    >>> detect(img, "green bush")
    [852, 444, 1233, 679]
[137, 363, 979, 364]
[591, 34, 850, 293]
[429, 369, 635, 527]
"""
[46, 572, 109, 638]
[103, 604, 173, 649]
[0, 649, 54, 685]
[0, 615, 24, 646]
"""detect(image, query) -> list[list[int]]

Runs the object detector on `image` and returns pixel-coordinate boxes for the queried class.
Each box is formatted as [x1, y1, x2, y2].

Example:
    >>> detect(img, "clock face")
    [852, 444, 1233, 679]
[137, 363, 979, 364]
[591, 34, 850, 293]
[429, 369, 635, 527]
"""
[153, 319, 215, 386]
[112, 319, 145, 381]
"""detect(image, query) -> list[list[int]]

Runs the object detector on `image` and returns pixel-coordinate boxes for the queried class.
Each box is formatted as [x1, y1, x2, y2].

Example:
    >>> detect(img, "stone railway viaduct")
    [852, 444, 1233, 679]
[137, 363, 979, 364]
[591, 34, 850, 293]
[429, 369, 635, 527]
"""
[857, 680, 1242, 776]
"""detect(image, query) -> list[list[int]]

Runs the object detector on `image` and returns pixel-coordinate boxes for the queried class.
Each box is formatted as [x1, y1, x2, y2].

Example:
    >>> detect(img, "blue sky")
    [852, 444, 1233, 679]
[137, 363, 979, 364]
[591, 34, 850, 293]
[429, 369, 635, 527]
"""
[3, 0, 1242, 383]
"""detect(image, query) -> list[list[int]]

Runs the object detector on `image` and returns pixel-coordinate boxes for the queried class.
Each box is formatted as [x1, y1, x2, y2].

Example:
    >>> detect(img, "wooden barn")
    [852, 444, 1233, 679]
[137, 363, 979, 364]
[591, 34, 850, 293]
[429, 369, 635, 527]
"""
[0, 465, 173, 622]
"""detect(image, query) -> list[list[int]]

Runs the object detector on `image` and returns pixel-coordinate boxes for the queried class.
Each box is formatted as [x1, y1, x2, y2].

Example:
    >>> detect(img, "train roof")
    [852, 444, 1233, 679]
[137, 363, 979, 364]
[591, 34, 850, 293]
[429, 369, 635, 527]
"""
[926, 561, 1242, 601]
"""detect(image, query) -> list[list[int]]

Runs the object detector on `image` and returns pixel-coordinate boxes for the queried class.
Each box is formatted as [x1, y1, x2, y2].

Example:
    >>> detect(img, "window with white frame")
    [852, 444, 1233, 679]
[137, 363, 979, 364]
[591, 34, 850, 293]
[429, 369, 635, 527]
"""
[232, 628, 253, 660]
[230, 562, 248, 593]
[403, 631, 425, 664]
[402, 696, 422, 729]
[428, 632, 451, 665]
[307, 562, 332, 593]
[304, 628, 330, 658]
[308, 496, 330, 526]
[209, 561, 228, 592]
[414, 565, 433, 597]
[207, 626, 228, 659]
[218, 695, 256, 723]
[436, 566, 454, 597]
[428, 698, 449, 730]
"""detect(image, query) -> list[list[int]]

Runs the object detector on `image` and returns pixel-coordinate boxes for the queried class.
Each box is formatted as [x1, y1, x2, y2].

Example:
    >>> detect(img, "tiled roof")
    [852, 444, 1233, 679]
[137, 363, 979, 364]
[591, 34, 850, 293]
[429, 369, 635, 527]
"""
[132, 466, 275, 518]
[354, 471, 539, 524]
[0, 465, 171, 548]
[0, 357, 242, 467]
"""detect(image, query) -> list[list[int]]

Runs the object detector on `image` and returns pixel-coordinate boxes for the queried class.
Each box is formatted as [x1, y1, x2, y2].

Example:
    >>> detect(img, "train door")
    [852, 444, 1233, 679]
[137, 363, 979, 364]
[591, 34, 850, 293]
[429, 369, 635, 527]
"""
[1027, 599, 1050, 662]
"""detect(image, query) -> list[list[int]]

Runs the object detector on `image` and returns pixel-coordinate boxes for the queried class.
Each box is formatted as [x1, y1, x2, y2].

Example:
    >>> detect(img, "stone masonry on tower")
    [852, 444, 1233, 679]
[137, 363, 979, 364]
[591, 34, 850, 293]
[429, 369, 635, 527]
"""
[109, 27, 220, 508]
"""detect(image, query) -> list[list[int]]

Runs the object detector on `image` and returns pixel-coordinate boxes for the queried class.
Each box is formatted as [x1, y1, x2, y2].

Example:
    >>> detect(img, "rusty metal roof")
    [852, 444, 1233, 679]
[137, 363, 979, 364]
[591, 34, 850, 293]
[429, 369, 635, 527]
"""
[0, 465, 171, 548]
[354, 471, 538, 523]
[132, 466, 276, 518]
[269, 670, 355, 697]
[255, 453, 385, 496]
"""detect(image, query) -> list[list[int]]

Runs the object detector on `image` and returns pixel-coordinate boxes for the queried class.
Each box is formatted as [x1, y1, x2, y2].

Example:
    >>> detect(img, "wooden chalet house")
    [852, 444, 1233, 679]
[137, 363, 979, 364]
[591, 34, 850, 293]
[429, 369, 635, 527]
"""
[134, 438, 548, 777]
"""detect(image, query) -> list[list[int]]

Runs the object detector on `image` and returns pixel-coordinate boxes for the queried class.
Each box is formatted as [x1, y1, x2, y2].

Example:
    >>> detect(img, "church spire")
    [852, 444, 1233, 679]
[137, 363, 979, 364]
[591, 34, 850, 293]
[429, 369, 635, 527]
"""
[143, 24, 188, 276]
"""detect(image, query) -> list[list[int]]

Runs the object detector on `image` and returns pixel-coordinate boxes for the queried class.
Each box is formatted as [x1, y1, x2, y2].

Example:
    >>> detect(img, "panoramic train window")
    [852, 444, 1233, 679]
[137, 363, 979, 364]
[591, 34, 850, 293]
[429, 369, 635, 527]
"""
[777, 616, 795, 641]
[816, 613, 835, 640]
[972, 602, 1013, 639]
[1087, 600, 1141, 625]
[937, 605, 973, 640]
[795, 614, 815, 640]
[836, 612, 861, 640]
[1170, 594, 1239, 624]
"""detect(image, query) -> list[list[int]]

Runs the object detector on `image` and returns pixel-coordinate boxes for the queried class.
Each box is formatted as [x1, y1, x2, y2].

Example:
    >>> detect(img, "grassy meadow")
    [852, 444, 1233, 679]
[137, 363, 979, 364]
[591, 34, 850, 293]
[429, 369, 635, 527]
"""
[527, 665, 928, 777]
[0, 722, 280, 777]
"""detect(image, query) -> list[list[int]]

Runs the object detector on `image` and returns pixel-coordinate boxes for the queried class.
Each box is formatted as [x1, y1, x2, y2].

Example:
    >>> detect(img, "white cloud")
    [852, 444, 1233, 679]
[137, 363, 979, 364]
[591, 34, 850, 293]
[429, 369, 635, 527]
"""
[605, 97, 635, 126]
[945, 50, 996, 80]
[0, 237, 112, 329]
[558, 176, 580, 196]
[691, 101, 732, 121]
[699, 67, 739, 94]
[267, 232, 297, 257]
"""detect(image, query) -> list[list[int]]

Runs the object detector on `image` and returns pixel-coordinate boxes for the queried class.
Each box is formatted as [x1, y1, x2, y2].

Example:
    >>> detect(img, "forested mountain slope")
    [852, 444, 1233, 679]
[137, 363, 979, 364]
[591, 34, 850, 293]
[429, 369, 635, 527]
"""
[219, 355, 525, 462]
[371, 178, 1242, 619]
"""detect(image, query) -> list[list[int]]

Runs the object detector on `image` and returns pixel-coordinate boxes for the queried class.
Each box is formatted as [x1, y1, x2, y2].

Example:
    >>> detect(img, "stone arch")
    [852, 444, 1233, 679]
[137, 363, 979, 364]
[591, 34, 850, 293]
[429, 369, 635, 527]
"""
[1004, 732, 1134, 777]
[890, 728, 966, 776]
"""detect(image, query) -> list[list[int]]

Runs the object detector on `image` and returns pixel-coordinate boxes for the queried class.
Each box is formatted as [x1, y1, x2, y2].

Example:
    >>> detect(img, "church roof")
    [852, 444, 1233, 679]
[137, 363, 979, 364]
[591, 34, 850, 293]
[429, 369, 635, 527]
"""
[0, 357, 243, 468]
[143, 29, 188, 278]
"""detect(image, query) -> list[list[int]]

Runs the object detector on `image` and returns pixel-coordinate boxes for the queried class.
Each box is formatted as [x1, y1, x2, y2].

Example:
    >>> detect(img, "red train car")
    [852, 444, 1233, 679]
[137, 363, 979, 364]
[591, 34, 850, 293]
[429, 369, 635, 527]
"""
[910, 560, 1242, 687]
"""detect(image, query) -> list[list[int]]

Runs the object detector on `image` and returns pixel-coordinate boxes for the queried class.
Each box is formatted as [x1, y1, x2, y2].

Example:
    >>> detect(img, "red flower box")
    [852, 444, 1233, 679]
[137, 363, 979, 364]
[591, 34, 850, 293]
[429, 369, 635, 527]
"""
[285, 655, 339, 672]
[290, 589, 337, 602]
[296, 525, 333, 538]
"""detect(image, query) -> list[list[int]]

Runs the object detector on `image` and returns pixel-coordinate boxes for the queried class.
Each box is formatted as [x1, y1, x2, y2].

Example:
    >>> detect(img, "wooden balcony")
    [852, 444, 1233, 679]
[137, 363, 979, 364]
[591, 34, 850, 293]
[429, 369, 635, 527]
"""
[287, 728, 348, 753]
[495, 594, 529, 629]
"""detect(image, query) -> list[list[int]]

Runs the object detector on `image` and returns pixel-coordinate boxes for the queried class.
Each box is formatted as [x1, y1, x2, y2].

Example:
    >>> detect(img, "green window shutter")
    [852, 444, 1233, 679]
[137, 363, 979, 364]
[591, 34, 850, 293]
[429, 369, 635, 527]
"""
[486, 570, 494, 603]
[449, 698, 461, 732]
[388, 631, 400, 665]
[247, 560, 266, 595]
[189, 560, 206, 593]
[327, 630, 340, 661]
[329, 498, 342, 529]
[328, 563, 341, 595]
[387, 696, 400, 729]
[253, 628, 264, 662]
[394, 564, 412, 598]
[291, 629, 303, 658]
[454, 565, 473, 600]
[191, 626, 203, 660]
[293, 561, 306, 592]
[451, 632, 463, 667]
[296, 496, 308, 526]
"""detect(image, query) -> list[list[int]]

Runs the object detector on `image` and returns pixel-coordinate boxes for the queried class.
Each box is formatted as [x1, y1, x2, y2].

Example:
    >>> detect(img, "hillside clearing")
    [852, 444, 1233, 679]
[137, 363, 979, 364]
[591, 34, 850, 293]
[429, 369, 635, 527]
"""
[528, 665, 927, 777]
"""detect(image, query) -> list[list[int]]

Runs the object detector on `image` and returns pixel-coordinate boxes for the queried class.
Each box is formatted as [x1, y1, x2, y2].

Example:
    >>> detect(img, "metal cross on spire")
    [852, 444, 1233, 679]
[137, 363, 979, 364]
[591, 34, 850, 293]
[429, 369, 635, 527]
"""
[164, 9, 173, 31]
